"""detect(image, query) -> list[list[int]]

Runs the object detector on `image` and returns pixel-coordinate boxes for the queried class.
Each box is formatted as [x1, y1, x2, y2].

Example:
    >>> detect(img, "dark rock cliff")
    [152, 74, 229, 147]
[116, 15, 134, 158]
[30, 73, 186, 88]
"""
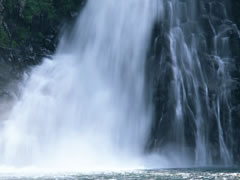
[230, 0, 240, 165]
[147, 0, 240, 165]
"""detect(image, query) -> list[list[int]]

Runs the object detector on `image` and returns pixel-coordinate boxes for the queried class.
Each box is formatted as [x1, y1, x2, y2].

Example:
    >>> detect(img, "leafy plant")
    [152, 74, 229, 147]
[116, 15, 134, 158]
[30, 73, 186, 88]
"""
[0, 26, 9, 47]
[23, 0, 56, 23]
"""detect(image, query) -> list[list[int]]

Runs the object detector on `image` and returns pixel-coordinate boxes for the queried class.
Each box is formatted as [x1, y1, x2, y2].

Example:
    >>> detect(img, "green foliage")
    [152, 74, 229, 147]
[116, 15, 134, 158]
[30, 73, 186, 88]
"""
[2, 0, 84, 48]
[54, 0, 83, 17]
[17, 26, 29, 40]
[11, 41, 19, 48]
[0, 26, 20, 48]
[55, 0, 78, 15]
[38, 32, 44, 39]
[0, 26, 9, 47]
[23, 0, 56, 23]
[6, 0, 14, 14]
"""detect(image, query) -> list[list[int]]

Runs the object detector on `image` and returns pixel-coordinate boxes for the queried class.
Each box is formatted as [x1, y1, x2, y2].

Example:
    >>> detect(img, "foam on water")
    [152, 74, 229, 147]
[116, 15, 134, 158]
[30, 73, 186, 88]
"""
[0, 168, 240, 180]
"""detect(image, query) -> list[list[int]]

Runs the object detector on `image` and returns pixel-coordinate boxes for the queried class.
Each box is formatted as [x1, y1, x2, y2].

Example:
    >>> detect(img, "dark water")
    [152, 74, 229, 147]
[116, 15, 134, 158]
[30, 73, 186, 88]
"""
[0, 168, 240, 180]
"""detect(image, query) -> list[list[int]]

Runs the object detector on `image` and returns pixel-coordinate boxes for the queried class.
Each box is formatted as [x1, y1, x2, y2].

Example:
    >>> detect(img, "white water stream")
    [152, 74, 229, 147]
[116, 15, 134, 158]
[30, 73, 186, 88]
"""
[0, 0, 159, 170]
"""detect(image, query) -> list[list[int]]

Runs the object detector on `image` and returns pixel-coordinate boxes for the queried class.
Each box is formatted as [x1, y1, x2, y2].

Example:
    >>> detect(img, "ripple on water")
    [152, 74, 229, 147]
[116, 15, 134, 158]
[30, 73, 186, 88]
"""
[0, 168, 240, 180]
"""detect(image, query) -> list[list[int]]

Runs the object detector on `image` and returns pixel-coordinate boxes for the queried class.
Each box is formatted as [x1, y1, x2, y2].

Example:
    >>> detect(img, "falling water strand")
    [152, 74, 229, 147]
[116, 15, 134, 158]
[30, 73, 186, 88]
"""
[164, 0, 233, 165]
[0, 0, 158, 169]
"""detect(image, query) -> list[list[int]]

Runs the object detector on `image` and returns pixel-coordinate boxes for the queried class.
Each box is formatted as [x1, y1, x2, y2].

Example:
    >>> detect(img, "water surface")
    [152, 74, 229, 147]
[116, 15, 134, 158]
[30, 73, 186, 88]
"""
[0, 168, 239, 180]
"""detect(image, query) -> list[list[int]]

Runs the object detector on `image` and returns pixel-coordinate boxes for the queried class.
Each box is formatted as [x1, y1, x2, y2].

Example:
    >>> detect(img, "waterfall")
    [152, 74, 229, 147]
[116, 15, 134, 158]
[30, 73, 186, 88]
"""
[149, 0, 235, 166]
[0, 0, 237, 170]
[0, 0, 158, 169]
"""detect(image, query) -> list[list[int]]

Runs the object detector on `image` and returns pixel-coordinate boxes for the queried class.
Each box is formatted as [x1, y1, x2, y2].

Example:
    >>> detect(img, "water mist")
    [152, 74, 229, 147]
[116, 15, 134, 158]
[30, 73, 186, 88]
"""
[0, 0, 159, 170]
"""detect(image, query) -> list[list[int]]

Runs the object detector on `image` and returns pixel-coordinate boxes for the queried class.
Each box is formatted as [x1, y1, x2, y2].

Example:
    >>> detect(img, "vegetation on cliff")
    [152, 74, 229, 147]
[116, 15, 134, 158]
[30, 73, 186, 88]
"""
[0, 0, 85, 50]
[0, 0, 86, 99]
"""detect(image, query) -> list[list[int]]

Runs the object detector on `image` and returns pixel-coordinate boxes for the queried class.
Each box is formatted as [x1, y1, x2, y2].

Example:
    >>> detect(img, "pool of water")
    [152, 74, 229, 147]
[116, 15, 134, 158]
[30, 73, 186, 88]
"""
[0, 168, 239, 180]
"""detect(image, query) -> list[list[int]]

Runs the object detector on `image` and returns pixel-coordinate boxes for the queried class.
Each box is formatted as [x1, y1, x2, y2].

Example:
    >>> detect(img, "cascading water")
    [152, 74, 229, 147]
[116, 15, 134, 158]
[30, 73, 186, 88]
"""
[149, 0, 236, 166]
[0, 0, 238, 171]
[0, 0, 159, 169]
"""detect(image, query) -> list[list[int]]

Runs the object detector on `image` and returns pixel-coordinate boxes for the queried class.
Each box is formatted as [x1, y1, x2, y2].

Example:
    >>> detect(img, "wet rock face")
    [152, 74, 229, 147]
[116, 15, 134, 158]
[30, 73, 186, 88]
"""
[147, 0, 240, 165]
[232, 0, 240, 28]
[231, 0, 240, 166]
